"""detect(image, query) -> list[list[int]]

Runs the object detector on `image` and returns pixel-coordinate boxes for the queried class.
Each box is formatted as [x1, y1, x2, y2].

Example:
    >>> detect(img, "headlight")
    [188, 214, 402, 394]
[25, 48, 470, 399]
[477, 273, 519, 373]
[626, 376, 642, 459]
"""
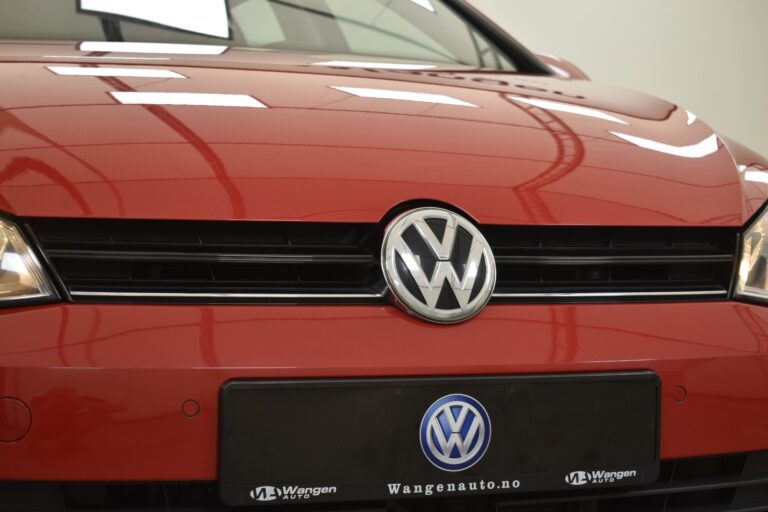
[0, 219, 55, 304]
[737, 208, 768, 301]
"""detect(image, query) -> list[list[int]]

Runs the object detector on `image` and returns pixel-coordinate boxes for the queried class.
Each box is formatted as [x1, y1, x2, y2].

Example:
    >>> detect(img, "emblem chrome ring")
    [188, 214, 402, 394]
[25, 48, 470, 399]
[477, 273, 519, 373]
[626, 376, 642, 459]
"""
[419, 394, 492, 472]
[381, 207, 496, 324]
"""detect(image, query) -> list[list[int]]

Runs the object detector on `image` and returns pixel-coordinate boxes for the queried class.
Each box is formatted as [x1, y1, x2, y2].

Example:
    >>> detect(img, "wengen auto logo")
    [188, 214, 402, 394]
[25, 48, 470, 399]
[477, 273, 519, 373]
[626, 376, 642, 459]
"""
[250, 485, 337, 502]
[565, 469, 638, 486]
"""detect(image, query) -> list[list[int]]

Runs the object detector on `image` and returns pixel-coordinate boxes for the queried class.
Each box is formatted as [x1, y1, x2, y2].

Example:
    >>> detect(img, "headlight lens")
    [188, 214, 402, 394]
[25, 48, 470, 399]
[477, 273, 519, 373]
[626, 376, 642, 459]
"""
[0, 219, 55, 303]
[737, 208, 768, 300]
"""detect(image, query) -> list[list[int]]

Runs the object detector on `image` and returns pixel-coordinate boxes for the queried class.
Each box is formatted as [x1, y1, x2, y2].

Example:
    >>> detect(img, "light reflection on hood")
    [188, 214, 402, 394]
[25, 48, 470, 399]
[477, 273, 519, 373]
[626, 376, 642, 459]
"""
[44, 55, 171, 61]
[740, 165, 768, 184]
[508, 95, 628, 125]
[313, 61, 437, 70]
[110, 92, 267, 108]
[332, 86, 478, 107]
[48, 66, 185, 78]
[610, 132, 719, 159]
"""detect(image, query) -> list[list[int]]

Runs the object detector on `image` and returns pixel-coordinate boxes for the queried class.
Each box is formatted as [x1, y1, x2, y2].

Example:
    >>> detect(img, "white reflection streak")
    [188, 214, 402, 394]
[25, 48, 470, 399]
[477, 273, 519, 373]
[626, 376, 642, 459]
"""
[111, 92, 267, 108]
[745, 171, 768, 184]
[686, 111, 697, 126]
[313, 61, 436, 70]
[44, 55, 171, 61]
[80, 42, 227, 55]
[509, 96, 627, 125]
[48, 66, 185, 78]
[1, 252, 26, 274]
[610, 132, 719, 159]
[407, 0, 436, 12]
[332, 86, 478, 107]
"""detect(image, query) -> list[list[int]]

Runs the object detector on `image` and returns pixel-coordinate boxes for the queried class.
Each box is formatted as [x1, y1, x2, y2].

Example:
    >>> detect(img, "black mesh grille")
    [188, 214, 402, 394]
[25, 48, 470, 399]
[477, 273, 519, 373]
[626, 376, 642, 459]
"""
[3, 452, 767, 511]
[24, 218, 738, 304]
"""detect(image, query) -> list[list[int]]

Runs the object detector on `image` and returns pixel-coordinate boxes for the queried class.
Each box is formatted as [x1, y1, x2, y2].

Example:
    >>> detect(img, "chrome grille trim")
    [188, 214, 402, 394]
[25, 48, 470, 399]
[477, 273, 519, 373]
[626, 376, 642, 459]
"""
[70, 291, 384, 299]
[492, 290, 729, 299]
[47, 250, 376, 264]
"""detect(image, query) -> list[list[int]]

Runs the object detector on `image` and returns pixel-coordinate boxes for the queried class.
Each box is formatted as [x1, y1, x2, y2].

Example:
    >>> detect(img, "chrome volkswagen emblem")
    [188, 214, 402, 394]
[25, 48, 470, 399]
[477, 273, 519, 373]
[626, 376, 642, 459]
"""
[420, 394, 491, 472]
[381, 207, 496, 324]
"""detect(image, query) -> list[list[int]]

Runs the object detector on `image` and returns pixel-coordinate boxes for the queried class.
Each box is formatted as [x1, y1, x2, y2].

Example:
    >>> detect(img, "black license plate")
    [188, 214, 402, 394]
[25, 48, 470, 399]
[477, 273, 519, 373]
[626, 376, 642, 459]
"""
[219, 372, 660, 506]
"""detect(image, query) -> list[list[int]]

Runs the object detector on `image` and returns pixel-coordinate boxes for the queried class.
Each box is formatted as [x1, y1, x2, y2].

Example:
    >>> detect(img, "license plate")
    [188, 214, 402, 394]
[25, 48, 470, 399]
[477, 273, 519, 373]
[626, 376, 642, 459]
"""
[219, 372, 659, 506]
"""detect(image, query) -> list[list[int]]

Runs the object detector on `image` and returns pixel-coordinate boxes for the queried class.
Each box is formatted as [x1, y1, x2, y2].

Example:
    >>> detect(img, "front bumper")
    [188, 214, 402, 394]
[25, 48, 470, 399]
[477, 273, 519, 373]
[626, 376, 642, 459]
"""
[1, 301, 767, 481]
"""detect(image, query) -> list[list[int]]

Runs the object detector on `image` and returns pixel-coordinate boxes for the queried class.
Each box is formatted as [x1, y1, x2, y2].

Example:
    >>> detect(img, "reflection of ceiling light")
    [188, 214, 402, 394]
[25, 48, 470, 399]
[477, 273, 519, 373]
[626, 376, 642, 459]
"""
[110, 92, 267, 108]
[332, 86, 477, 107]
[44, 55, 171, 61]
[686, 111, 697, 125]
[81, 0, 229, 38]
[48, 66, 184, 78]
[509, 96, 627, 124]
[80, 42, 227, 55]
[1, 252, 26, 275]
[745, 170, 768, 184]
[313, 61, 436, 70]
[407, 0, 436, 12]
[610, 132, 719, 159]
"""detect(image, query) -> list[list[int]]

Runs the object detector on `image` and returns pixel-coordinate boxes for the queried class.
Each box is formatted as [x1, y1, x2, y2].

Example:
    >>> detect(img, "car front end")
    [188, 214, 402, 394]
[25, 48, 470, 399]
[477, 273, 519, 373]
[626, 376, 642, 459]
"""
[1, 1, 768, 510]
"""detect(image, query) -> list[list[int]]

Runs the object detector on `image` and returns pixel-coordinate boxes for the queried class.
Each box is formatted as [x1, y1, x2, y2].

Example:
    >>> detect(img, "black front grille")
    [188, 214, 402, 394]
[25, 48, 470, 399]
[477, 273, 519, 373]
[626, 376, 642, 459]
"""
[26, 218, 385, 304]
[24, 218, 738, 305]
[3, 452, 767, 511]
[484, 225, 738, 302]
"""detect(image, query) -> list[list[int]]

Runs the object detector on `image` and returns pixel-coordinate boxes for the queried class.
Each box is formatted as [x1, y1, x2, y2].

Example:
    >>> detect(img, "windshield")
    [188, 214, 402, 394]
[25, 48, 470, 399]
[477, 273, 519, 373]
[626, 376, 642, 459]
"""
[0, 0, 516, 70]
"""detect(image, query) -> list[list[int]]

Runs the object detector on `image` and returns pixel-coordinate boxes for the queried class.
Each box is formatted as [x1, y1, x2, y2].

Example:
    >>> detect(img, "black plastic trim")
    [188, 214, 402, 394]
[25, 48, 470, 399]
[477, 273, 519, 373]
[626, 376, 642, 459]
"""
[495, 254, 735, 266]
[3, 450, 767, 511]
[46, 249, 376, 265]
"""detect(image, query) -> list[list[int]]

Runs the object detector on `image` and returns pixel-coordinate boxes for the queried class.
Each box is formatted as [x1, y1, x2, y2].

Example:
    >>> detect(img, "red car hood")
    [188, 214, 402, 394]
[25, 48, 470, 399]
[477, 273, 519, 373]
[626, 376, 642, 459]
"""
[0, 43, 765, 226]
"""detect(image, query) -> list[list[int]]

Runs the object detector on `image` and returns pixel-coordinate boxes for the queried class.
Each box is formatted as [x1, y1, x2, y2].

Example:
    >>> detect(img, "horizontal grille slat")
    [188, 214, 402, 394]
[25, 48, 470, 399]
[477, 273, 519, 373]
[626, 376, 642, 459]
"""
[45, 250, 376, 264]
[24, 218, 738, 305]
[495, 254, 734, 265]
[484, 225, 737, 302]
[26, 218, 385, 304]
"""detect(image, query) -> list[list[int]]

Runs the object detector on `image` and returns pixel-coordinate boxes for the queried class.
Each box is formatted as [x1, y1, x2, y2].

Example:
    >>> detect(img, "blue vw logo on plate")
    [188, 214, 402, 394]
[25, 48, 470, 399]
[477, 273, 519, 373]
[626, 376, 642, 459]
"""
[420, 394, 491, 472]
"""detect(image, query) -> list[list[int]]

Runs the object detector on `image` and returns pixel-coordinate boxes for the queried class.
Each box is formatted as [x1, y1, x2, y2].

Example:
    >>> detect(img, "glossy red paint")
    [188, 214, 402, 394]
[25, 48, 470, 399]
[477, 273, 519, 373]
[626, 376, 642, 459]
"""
[723, 136, 768, 222]
[0, 302, 767, 481]
[1, 42, 764, 226]
[2, 40, 768, 485]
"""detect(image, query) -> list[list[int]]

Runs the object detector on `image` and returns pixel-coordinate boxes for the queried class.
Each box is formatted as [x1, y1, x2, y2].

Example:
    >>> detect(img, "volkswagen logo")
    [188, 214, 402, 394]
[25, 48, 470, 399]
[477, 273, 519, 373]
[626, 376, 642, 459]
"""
[419, 394, 491, 472]
[381, 207, 496, 324]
